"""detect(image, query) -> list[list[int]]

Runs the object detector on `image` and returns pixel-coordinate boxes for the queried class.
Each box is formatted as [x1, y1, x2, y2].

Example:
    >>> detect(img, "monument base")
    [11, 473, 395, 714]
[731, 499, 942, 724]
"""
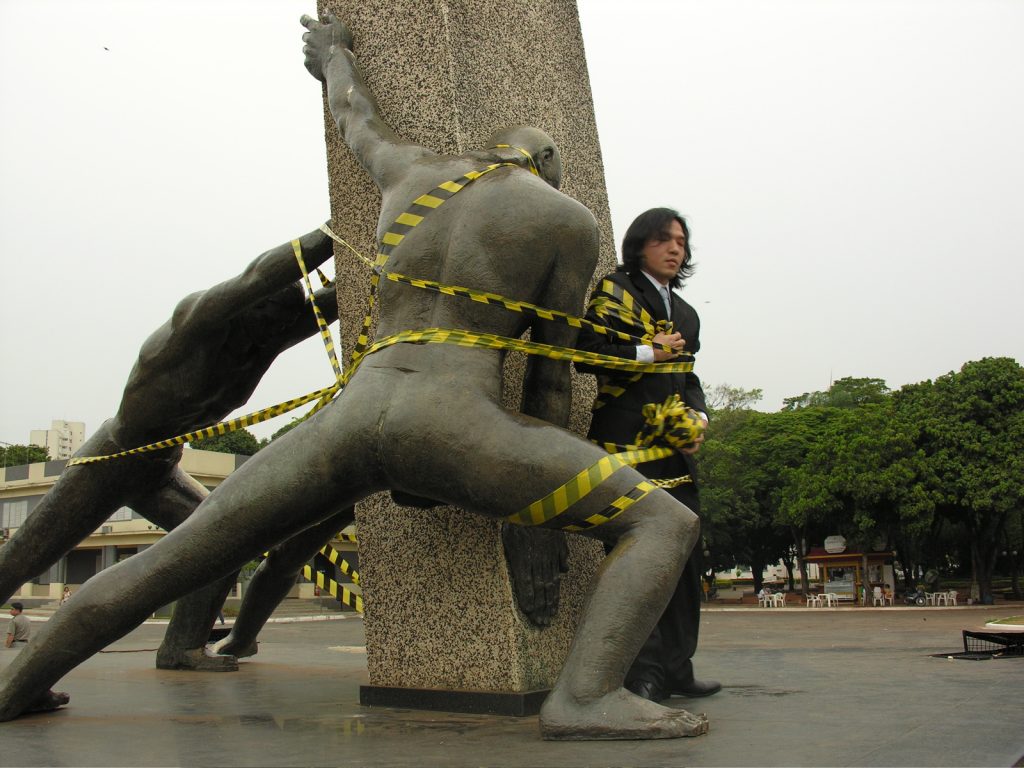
[359, 685, 549, 717]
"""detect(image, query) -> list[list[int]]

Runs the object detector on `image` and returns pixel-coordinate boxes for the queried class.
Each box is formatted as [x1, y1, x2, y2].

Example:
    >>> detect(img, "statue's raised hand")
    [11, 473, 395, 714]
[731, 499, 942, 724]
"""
[300, 13, 353, 82]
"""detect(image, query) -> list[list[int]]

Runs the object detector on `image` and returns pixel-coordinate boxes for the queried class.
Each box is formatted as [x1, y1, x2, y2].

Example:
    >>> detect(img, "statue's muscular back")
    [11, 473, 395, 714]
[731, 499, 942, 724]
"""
[111, 298, 289, 446]
[365, 153, 597, 391]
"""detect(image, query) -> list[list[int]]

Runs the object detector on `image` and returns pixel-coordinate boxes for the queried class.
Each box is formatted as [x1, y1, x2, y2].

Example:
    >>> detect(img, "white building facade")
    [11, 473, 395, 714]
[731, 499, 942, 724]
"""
[29, 419, 86, 460]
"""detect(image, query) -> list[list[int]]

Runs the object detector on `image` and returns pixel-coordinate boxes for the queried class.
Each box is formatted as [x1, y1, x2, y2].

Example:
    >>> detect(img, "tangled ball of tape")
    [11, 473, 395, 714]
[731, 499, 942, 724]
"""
[636, 395, 705, 453]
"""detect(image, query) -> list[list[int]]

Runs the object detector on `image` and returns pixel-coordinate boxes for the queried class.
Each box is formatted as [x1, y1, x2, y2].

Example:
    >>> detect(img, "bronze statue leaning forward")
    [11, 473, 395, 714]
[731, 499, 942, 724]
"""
[0, 227, 338, 672]
[0, 14, 708, 740]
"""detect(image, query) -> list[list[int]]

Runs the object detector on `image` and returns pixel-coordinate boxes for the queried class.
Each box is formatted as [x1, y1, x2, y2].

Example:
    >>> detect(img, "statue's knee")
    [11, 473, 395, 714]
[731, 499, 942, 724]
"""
[650, 498, 699, 546]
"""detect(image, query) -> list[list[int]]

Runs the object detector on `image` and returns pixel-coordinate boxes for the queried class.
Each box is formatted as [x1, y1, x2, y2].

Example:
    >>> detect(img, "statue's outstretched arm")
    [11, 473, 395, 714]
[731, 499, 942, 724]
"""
[172, 227, 335, 335]
[300, 13, 432, 190]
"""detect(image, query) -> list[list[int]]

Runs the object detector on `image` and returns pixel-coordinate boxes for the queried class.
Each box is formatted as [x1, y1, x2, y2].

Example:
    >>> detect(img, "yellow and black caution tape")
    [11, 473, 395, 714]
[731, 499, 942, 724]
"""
[506, 451, 629, 527]
[293, 239, 342, 386]
[319, 227, 677, 354]
[318, 542, 360, 585]
[490, 143, 541, 176]
[257, 539, 361, 610]
[359, 327, 694, 375]
[505, 395, 704, 530]
[302, 561, 363, 613]
[67, 384, 339, 466]
[503, 446, 670, 531]
[563, 480, 658, 532]
[587, 279, 659, 337]
[586, 280, 679, 411]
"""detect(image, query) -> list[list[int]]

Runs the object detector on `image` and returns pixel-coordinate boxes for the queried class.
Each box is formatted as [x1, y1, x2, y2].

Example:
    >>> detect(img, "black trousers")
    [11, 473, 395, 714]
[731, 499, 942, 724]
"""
[625, 482, 703, 690]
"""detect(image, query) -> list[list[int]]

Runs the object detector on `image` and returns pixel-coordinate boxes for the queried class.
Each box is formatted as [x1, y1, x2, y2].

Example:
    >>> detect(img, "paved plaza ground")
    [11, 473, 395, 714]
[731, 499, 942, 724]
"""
[2, 605, 1022, 767]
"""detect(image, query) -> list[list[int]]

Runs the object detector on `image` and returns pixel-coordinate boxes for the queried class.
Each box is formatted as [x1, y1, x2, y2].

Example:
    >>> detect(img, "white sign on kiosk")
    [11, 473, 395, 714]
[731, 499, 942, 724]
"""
[824, 535, 847, 554]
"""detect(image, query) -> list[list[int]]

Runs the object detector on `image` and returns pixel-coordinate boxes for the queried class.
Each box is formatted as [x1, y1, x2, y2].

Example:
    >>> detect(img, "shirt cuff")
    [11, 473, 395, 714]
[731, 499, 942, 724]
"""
[635, 345, 655, 363]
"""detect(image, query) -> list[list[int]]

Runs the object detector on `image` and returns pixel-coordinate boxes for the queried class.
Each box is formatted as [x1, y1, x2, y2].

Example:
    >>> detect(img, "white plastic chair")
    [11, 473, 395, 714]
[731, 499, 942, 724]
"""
[821, 593, 838, 607]
[758, 593, 772, 608]
[934, 591, 949, 606]
[872, 586, 885, 606]
[771, 592, 786, 607]
[947, 590, 958, 606]
[806, 594, 822, 608]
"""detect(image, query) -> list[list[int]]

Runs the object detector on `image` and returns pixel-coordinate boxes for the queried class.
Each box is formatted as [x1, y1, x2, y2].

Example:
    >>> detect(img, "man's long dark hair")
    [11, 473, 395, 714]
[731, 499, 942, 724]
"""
[618, 207, 695, 289]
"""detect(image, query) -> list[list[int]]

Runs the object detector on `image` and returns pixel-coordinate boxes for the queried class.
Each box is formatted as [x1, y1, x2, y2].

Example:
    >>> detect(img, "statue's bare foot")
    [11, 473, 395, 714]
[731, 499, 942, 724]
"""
[539, 687, 709, 740]
[211, 634, 258, 659]
[155, 646, 239, 672]
[0, 689, 70, 721]
[27, 689, 70, 714]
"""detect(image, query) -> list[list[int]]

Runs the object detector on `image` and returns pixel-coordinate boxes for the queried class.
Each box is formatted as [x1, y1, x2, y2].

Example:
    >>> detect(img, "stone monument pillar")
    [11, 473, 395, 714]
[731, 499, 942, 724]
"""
[318, 0, 617, 713]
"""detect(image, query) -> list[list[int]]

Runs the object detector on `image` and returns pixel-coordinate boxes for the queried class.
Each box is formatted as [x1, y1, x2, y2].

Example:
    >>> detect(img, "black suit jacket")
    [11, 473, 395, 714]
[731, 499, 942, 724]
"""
[577, 270, 707, 483]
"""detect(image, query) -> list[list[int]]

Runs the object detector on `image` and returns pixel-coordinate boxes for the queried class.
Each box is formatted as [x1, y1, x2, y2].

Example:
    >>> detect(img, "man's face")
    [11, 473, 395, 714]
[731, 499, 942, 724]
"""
[640, 219, 686, 285]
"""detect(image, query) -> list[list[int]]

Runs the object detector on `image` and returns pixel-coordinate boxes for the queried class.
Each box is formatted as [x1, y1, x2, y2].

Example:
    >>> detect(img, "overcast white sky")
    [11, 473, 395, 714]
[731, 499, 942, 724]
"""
[1, 0, 1022, 448]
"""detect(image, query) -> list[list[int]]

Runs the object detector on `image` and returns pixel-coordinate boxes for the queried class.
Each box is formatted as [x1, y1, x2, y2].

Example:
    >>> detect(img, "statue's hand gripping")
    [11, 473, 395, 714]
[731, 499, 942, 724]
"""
[501, 525, 570, 627]
[300, 13, 354, 82]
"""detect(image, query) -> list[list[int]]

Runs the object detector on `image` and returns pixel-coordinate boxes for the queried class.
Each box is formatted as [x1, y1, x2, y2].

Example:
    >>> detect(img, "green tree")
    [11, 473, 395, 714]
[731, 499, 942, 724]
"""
[782, 376, 889, 411]
[0, 444, 50, 467]
[1000, 509, 1023, 599]
[704, 383, 763, 413]
[699, 407, 830, 592]
[894, 357, 1024, 603]
[780, 400, 939, 592]
[191, 428, 261, 456]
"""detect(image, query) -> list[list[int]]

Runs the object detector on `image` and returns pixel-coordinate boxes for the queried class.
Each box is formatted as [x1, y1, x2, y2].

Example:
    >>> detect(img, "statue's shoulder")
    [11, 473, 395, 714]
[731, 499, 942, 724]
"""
[525, 182, 597, 233]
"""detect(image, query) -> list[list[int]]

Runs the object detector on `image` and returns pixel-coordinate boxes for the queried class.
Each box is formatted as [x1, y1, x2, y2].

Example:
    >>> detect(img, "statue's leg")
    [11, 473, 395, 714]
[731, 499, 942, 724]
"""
[213, 507, 356, 658]
[0, 399, 382, 721]
[386, 398, 708, 740]
[129, 469, 240, 672]
[0, 423, 159, 603]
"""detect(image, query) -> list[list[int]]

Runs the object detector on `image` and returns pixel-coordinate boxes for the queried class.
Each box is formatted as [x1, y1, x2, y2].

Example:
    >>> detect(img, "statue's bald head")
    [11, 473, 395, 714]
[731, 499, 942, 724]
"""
[487, 126, 562, 190]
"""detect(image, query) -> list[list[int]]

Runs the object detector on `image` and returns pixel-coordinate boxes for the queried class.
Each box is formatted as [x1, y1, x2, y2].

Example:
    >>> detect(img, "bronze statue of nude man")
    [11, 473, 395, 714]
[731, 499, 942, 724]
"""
[0, 226, 337, 672]
[0, 14, 707, 740]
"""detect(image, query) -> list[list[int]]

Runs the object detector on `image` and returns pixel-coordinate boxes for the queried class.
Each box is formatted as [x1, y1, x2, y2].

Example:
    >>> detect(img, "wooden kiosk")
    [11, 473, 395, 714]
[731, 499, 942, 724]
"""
[804, 545, 896, 606]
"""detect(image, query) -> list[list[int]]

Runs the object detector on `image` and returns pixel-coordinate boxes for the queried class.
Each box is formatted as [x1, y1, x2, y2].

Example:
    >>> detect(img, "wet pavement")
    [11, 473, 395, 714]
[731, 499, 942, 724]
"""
[2, 606, 1022, 767]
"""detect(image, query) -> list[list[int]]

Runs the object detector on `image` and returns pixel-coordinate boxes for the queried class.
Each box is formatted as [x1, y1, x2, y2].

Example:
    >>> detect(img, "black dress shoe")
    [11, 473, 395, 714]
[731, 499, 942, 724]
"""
[626, 679, 666, 702]
[670, 678, 722, 698]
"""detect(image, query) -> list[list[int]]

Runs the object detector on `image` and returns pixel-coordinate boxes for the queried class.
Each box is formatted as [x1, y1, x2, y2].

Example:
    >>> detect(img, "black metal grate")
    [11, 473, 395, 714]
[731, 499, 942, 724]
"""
[962, 630, 1024, 656]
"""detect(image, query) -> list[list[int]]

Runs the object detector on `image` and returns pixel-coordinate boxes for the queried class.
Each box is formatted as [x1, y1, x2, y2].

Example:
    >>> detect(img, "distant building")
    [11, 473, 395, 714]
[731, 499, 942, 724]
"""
[29, 420, 86, 460]
[0, 449, 247, 599]
[0, 448, 358, 606]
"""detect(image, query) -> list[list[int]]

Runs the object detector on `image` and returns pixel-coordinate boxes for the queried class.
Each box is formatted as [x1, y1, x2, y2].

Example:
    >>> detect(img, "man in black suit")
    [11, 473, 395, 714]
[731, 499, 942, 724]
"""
[578, 207, 721, 702]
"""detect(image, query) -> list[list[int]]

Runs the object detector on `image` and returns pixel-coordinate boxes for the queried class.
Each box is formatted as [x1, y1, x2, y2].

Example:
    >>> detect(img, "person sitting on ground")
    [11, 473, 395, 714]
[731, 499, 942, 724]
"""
[5, 604, 31, 648]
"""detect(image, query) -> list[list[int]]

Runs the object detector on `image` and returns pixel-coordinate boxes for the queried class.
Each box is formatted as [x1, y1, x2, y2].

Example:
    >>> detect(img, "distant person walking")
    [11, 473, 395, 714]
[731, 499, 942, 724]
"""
[60, 587, 72, 606]
[5, 603, 30, 648]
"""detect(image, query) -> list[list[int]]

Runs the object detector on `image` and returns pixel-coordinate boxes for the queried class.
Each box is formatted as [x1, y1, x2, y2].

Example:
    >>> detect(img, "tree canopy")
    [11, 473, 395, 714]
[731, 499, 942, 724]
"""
[697, 359, 1023, 602]
[0, 444, 50, 467]
[190, 428, 262, 456]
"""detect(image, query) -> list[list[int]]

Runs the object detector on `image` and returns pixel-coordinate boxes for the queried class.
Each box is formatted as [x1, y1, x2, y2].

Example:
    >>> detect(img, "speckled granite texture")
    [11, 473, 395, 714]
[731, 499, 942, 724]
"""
[318, 0, 617, 692]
